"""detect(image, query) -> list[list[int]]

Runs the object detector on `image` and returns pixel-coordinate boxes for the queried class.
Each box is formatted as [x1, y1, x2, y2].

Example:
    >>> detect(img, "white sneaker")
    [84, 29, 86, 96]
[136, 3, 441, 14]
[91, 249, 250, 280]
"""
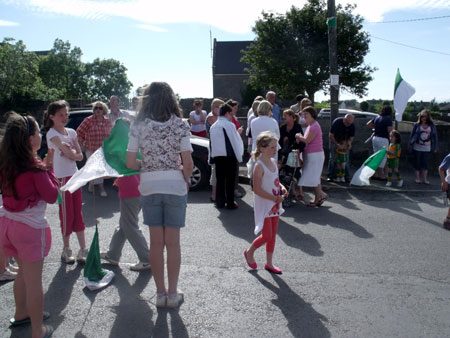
[155, 292, 167, 308]
[8, 264, 19, 273]
[100, 190, 108, 197]
[166, 290, 184, 308]
[385, 181, 392, 187]
[77, 248, 89, 263]
[397, 179, 403, 188]
[129, 261, 151, 271]
[100, 252, 119, 265]
[61, 247, 75, 264]
[0, 268, 17, 281]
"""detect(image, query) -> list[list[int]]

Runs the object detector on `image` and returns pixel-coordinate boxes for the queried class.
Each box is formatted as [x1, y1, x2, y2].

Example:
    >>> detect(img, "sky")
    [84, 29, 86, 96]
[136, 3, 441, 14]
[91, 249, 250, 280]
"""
[1, 0, 450, 103]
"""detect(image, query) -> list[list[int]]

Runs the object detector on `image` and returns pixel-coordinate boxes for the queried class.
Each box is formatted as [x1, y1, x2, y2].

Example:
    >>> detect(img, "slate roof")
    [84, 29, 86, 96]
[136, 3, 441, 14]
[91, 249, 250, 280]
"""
[213, 40, 252, 75]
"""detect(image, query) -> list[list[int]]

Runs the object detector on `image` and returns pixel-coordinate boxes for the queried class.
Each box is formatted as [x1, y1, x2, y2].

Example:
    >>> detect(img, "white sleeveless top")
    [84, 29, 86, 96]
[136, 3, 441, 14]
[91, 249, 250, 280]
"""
[189, 110, 207, 133]
[253, 158, 284, 235]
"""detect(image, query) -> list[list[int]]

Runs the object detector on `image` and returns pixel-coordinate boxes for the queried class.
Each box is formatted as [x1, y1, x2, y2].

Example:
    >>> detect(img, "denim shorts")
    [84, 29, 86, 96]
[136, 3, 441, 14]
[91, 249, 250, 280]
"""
[141, 194, 187, 228]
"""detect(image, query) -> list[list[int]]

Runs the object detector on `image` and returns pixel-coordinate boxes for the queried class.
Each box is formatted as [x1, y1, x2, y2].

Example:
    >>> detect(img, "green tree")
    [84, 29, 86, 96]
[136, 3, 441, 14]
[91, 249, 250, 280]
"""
[0, 38, 59, 114]
[241, 0, 375, 102]
[38, 39, 87, 99]
[85, 58, 132, 103]
[360, 101, 369, 111]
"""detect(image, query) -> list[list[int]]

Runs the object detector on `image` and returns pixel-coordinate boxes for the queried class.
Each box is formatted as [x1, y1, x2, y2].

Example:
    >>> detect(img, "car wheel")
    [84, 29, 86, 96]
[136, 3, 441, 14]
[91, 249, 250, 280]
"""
[190, 157, 210, 191]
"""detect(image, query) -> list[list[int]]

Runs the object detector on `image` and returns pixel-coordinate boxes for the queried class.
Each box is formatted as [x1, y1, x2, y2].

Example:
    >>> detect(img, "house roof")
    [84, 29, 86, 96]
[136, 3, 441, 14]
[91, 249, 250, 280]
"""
[213, 40, 252, 75]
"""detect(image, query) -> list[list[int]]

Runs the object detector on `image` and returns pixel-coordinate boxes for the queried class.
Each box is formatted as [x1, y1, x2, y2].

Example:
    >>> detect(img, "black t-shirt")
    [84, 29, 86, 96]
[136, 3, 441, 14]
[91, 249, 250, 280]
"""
[330, 117, 355, 142]
[371, 115, 392, 139]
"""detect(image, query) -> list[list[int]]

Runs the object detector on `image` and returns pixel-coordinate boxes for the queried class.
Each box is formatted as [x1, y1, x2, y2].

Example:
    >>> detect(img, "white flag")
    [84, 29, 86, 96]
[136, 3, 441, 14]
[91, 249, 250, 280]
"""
[393, 69, 415, 122]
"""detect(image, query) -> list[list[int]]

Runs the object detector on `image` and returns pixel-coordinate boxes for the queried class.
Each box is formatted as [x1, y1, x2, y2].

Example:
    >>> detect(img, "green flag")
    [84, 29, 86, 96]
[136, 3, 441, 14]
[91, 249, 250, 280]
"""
[83, 224, 107, 282]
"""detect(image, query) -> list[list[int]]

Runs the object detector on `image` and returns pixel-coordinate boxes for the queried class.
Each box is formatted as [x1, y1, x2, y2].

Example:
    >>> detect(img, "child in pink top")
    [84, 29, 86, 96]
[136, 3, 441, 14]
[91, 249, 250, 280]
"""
[0, 112, 58, 338]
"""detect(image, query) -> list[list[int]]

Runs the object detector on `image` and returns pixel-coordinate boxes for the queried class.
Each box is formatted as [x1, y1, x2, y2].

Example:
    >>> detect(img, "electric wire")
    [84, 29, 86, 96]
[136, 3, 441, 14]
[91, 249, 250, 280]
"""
[365, 15, 450, 24]
[371, 35, 450, 56]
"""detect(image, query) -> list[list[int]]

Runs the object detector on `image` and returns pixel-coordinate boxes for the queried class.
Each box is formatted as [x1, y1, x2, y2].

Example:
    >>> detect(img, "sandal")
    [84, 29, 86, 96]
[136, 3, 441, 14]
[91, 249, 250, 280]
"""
[294, 194, 304, 201]
[10, 311, 50, 327]
[43, 324, 54, 338]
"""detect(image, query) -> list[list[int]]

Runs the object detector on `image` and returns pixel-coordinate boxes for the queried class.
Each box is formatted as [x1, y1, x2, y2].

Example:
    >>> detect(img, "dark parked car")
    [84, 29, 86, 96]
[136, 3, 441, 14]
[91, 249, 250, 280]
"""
[39, 110, 211, 191]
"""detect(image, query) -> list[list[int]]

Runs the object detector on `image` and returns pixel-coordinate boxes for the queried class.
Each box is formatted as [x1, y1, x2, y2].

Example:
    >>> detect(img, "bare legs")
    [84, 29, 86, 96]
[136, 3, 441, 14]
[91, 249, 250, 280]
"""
[13, 257, 46, 338]
[415, 170, 430, 184]
[149, 226, 181, 294]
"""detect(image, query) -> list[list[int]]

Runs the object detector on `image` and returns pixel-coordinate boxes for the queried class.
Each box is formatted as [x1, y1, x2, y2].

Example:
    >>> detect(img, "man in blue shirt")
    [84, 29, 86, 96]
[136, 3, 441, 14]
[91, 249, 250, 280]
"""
[266, 91, 281, 124]
[327, 114, 355, 182]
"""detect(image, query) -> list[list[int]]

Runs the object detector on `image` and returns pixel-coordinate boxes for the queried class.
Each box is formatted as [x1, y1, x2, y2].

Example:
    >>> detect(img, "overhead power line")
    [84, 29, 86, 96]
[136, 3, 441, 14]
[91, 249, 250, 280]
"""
[371, 35, 450, 56]
[366, 15, 450, 24]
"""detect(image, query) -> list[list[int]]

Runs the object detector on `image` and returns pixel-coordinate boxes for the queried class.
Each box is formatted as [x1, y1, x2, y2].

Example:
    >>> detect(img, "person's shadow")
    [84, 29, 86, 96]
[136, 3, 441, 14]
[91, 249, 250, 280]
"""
[107, 270, 154, 337]
[252, 272, 331, 338]
[276, 218, 324, 256]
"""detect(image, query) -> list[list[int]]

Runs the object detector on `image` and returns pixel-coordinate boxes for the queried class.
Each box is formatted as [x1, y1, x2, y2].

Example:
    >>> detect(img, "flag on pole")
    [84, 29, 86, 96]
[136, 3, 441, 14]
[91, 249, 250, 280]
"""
[83, 224, 114, 291]
[350, 149, 387, 186]
[393, 69, 415, 122]
[61, 119, 140, 193]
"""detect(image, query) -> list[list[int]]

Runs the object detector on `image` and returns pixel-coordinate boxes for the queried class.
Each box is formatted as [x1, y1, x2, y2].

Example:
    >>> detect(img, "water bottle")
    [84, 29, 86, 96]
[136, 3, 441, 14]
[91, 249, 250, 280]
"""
[443, 192, 449, 207]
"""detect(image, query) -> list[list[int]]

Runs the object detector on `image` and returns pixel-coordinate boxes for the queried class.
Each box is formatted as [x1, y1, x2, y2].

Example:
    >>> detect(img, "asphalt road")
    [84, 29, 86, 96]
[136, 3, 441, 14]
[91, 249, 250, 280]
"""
[1, 178, 450, 338]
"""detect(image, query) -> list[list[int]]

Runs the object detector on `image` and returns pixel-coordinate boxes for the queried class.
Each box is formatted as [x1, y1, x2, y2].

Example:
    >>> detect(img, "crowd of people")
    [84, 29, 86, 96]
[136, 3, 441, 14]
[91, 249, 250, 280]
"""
[0, 83, 449, 338]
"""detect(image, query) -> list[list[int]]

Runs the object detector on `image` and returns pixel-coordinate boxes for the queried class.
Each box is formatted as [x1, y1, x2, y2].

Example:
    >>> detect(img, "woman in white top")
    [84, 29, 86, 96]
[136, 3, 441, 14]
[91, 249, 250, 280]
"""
[127, 82, 193, 309]
[250, 100, 280, 158]
[189, 99, 207, 138]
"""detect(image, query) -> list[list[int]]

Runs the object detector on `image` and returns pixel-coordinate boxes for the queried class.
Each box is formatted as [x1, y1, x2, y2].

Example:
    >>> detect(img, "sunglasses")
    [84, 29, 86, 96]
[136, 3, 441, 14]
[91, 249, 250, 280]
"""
[94, 107, 103, 111]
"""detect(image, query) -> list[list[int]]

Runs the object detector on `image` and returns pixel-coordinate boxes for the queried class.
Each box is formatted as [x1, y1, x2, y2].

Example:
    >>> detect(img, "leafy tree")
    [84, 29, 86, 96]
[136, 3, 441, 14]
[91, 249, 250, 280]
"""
[38, 39, 87, 99]
[241, 0, 375, 102]
[85, 58, 132, 103]
[360, 101, 369, 111]
[430, 98, 440, 112]
[0, 38, 59, 114]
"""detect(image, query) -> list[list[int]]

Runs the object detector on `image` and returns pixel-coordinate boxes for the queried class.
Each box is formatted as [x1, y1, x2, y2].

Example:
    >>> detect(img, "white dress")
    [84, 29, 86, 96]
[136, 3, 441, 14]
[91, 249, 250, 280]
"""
[253, 158, 284, 235]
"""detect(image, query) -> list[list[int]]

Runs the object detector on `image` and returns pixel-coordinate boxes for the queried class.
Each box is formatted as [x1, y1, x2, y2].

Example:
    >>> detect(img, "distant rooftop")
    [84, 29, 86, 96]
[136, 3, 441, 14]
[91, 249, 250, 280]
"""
[213, 40, 252, 75]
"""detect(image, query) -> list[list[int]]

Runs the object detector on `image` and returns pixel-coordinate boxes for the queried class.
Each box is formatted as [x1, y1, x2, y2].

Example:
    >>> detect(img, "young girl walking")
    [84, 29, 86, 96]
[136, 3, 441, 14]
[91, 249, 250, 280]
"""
[244, 132, 287, 274]
[0, 112, 58, 338]
[44, 100, 88, 264]
[386, 130, 403, 187]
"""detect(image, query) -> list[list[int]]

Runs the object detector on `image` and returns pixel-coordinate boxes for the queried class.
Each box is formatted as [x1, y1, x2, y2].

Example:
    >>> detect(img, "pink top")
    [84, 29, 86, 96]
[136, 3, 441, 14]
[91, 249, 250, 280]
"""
[304, 121, 323, 154]
[115, 175, 140, 199]
[1, 168, 58, 212]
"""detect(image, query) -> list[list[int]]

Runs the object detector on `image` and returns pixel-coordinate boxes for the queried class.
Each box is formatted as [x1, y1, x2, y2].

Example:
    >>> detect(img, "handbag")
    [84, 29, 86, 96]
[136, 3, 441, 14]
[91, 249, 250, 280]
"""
[286, 151, 300, 167]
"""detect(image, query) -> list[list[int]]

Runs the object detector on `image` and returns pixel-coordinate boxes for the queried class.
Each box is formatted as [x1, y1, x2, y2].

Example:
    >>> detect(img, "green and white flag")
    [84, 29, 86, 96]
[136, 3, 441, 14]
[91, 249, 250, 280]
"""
[61, 119, 140, 193]
[350, 149, 387, 186]
[83, 224, 114, 291]
[393, 69, 415, 122]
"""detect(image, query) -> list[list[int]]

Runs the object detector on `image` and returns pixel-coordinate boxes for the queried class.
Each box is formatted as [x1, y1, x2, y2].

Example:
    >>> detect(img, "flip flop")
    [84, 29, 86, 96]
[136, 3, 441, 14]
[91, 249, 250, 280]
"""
[316, 195, 328, 206]
[294, 194, 304, 201]
[43, 324, 54, 338]
[9, 311, 50, 327]
[307, 202, 319, 207]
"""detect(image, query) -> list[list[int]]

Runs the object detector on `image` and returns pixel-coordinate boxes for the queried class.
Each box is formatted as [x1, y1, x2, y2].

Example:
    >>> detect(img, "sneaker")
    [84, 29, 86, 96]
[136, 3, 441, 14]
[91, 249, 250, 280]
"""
[100, 190, 108, 197]
[76, 248, 89, 263]
[397, 179, 403, 188]
[61, 247, 75, 264]
[234, 189, 243, 198]
[88, 183, 94, 193]
[166, 290, 184, 308]
[100, 252, 119, 265]
[7, 264, 19, 273]
[155, 292, 167, 308]
[0, 268, 17, 281]
[129, 261, 151, 271]
[386, 181, 392, 187]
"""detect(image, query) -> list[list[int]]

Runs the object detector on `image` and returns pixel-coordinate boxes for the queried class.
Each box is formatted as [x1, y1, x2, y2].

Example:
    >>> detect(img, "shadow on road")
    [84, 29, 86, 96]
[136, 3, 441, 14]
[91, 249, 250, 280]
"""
[251, 272, 330, 338]
[277, 219, 324, 256]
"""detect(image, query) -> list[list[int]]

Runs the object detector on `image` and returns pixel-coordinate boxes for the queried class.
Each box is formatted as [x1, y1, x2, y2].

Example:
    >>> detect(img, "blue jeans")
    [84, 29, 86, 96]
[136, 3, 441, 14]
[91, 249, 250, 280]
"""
[327, 140, 351, 179]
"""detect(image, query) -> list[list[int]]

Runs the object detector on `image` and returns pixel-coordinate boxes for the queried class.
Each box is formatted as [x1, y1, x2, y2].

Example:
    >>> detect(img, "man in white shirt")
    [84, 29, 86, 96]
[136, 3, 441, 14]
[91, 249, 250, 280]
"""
[108, 95, 131, 124]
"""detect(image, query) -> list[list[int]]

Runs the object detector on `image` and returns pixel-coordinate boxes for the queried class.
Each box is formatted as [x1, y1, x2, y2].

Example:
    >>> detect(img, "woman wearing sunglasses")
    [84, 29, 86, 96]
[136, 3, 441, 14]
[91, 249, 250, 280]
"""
[76, 101, 112, 196]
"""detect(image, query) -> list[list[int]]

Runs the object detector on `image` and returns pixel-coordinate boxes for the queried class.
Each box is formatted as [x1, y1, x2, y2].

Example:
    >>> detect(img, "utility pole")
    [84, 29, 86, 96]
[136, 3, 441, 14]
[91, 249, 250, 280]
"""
[327, 0, 339, 123]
